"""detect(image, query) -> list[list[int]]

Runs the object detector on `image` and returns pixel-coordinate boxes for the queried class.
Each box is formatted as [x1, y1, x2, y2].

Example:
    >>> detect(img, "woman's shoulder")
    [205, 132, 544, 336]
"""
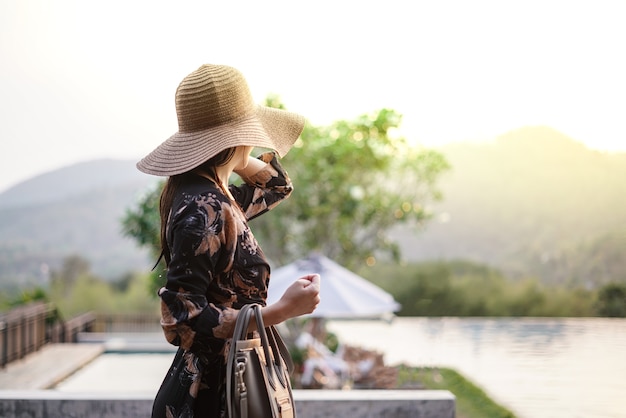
[170, 178, 232, 217]
[177, 176, 228, 201]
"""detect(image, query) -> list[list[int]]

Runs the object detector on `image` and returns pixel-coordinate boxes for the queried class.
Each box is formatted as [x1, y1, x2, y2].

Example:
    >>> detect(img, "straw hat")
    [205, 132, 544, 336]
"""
[137, 64, 305, 176]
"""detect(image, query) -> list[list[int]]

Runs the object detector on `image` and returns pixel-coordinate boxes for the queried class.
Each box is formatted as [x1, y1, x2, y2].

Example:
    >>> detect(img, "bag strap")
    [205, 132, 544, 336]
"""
[232, 304, 255, 341]
[271, 326, 294, 375]
[250, 304, 278, 387]
[249, 305, 297, 390]
[226, 304, 255, 418]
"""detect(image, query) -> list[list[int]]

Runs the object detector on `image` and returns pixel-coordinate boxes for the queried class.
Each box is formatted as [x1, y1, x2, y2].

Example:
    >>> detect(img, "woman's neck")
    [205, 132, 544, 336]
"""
[196, 168, 234, 200]
[213, 164, 234, 190]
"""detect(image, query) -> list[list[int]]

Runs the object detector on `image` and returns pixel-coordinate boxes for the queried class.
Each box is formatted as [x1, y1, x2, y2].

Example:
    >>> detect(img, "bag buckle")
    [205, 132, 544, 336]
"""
[236, 360, 247, 394]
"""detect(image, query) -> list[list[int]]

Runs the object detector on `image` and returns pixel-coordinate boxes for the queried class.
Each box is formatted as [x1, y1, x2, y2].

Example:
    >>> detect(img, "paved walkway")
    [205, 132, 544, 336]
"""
[0, 343, 104, 390]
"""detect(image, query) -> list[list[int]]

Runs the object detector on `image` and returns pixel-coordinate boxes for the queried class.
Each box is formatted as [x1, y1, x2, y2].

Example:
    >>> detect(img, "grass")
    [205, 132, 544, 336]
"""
[396, 365, 517, 418]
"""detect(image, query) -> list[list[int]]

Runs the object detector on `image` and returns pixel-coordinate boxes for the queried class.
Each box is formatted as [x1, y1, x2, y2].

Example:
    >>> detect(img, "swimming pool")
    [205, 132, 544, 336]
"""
[54, 352, 175, 393]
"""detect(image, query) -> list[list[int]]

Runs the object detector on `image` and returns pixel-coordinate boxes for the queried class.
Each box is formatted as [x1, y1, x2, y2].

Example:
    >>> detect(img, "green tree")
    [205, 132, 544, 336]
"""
[254, 106, 449, 268]
[47, 257, 157, 317]
[122, 186, 162, 254]
[363, 260, 596, 317]
[49, 255, 92, 297]
[122, 184, 164, 294]
[595, 283, 626, 317]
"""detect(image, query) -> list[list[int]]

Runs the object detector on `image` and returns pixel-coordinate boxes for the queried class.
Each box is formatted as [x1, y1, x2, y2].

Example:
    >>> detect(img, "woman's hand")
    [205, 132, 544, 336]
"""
[262, 274, 321, 326]
[279, 274, 321, 318]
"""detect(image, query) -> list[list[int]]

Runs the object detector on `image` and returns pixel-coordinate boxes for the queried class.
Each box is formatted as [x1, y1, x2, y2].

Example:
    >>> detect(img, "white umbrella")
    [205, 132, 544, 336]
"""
[267, 254, 401, 319]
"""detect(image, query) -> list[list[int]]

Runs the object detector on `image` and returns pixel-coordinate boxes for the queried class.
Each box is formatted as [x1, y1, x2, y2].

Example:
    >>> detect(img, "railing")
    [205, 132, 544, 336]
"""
[0, 302, 96, 368]
[47, 311, 97, 344]
[0, 303, 162, 368]
[0, 303, 50, 367]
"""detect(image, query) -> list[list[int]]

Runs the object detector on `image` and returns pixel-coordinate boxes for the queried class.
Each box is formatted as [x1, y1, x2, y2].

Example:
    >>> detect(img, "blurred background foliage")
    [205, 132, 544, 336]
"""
[3, 254, 623, 318]
[360, 259, 625, 317]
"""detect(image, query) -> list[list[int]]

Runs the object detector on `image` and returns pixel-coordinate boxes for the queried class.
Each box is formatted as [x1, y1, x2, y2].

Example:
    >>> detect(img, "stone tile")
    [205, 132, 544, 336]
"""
[0, 344, 104, 389]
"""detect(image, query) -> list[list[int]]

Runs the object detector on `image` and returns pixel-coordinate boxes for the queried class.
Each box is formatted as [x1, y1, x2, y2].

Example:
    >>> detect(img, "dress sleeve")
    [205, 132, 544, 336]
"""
[158, 192, 239, 357]
[231, 152, 293, 221]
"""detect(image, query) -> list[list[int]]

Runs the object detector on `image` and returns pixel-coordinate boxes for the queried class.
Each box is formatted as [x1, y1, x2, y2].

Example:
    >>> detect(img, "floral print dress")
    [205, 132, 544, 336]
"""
[151, 153, 293, 418]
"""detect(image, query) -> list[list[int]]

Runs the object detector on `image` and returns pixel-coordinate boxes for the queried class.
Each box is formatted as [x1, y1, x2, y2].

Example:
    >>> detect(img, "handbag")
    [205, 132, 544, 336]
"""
[226, 304, 296, 418]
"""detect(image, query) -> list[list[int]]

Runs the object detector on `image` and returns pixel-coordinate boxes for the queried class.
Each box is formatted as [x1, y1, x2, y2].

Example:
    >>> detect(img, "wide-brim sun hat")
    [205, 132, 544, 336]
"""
[137, 64, 306, 176]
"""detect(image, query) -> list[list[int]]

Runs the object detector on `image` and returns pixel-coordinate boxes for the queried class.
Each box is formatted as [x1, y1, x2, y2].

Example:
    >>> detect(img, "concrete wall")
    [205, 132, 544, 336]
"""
[0, 389, 455, 418]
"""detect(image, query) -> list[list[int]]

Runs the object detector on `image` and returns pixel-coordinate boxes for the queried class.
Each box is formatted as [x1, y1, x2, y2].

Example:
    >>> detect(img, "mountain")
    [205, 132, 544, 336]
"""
[0, 159, 158, 290]
[392, 126, 626, 287]
[0, 159, 152, 209]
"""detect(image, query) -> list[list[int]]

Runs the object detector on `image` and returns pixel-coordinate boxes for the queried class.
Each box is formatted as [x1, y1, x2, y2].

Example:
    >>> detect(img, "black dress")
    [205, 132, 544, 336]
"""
[152, 153, 293, 418]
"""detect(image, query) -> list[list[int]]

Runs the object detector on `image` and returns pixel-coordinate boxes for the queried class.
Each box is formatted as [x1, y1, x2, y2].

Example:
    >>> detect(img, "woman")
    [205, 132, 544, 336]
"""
[137, 64, 321, 417]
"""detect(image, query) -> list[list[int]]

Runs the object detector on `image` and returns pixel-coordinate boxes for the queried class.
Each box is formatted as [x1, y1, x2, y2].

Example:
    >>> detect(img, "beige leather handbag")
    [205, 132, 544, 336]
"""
[226, 304, 296, 418]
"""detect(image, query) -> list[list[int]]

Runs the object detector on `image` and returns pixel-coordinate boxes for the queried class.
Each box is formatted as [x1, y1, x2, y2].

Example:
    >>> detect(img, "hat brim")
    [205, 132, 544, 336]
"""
[137, 105, 305, 176]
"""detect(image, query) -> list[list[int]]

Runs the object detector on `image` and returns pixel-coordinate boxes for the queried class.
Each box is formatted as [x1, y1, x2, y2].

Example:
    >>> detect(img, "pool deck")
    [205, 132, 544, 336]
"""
[0, 343, 105, 390]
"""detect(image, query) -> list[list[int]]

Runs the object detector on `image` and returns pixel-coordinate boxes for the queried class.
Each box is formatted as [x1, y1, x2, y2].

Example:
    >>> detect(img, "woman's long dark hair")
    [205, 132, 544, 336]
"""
[159, 148, 237, 265]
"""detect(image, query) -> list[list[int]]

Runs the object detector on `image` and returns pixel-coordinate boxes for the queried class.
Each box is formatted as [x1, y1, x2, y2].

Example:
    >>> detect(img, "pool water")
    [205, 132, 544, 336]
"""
[54, 352, 174, 393]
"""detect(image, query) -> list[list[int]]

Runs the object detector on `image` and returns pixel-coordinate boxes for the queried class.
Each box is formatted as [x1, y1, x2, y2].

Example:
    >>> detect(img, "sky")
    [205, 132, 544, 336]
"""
[1, 0, 625, 193]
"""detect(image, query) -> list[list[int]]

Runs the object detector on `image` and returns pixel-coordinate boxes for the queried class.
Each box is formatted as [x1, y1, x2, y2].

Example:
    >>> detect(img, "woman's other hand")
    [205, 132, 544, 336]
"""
[279, 274, 321, 318]
[262, 274, 321, 325]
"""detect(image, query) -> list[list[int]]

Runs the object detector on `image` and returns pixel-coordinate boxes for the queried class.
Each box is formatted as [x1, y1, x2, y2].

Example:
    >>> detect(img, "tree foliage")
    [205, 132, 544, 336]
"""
[253, 105, 450, 269]
[122, 185, 164, 294]
[122, 187, 162, 258]
[49, 254, 91, 296]
[594, 283, 626, 317]
[46, 255, 157, 317]
[363, 260, 600, 317]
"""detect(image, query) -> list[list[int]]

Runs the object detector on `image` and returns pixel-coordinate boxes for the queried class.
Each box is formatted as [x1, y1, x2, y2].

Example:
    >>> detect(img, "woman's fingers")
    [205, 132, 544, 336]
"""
[299, 273, 321, 289]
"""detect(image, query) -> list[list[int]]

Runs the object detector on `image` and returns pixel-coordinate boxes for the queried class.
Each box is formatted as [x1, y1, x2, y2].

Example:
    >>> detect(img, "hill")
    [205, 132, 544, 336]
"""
[0, 159, 158, 291]
[393, 126, 626, 287]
